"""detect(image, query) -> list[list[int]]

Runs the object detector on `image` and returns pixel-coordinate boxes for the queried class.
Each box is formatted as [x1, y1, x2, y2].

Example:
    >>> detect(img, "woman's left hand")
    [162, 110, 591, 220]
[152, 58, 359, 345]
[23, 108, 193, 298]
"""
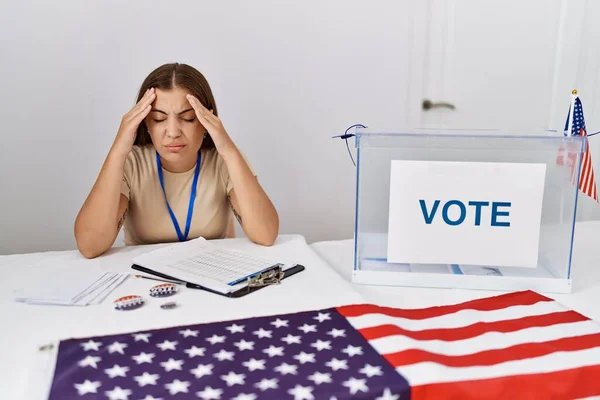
[187, 94, 233, 152]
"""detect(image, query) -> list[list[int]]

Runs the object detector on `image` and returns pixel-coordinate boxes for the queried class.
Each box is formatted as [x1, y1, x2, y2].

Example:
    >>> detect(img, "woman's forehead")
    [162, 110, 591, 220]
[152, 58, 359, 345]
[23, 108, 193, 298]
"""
[153, 87, 193, 113]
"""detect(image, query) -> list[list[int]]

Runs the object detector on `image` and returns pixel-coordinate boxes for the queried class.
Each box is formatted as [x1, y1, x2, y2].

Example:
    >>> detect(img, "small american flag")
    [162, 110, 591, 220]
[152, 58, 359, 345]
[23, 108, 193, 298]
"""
[563, 95, 598, 202]
[48, 291, 600, 399]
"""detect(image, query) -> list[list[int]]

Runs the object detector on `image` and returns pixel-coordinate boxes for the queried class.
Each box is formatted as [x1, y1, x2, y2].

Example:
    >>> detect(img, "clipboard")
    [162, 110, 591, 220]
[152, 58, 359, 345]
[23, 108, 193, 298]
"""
[131, 263, 305, 298]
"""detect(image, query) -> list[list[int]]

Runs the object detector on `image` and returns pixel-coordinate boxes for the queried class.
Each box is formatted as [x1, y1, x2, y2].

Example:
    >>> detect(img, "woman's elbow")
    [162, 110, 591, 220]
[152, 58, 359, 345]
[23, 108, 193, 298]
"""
[74, 226, 110, 259]
[254, 236, 277, 247]
[252, 221, 279, 247]
[78, 245, 102, 259]
[75, 236, 105, 259]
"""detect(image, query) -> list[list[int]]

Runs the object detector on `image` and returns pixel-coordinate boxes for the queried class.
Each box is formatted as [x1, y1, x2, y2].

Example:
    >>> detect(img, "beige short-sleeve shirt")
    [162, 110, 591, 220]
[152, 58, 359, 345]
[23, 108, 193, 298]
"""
[120, 145, 254, 246]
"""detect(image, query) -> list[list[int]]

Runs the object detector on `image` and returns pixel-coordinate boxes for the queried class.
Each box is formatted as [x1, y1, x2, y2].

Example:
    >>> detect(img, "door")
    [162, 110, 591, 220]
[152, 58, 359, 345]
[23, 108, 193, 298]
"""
[409, 0, 600, 220]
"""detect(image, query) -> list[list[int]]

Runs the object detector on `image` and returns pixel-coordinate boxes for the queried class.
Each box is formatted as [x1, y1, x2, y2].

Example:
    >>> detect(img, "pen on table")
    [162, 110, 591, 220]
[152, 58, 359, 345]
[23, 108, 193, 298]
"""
[134, 275, 184, 285]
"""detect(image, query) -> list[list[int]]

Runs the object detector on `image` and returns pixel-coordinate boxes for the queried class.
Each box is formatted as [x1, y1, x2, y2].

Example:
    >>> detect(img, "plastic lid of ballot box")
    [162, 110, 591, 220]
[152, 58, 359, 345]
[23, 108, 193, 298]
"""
[352, 128, 586, 294]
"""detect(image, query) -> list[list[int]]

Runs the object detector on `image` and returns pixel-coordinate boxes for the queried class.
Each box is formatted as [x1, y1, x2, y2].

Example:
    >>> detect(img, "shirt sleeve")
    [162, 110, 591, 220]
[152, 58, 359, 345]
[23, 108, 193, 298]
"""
[120, 152, 134, 200]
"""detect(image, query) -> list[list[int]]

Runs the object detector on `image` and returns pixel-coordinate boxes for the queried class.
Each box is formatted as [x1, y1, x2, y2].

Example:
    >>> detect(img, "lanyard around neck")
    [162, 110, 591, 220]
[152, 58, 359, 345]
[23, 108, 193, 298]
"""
[155, 152, 201, 242]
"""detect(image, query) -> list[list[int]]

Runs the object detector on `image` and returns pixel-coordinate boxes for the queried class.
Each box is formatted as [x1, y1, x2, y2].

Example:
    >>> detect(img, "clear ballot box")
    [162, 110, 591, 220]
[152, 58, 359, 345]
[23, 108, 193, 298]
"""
[352, 129, 586, 293]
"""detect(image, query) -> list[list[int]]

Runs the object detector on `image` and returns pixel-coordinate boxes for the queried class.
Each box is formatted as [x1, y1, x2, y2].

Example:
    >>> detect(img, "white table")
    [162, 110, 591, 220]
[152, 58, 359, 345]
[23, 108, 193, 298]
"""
[0, 235, 364, 400]
[310, 221, 600, 321]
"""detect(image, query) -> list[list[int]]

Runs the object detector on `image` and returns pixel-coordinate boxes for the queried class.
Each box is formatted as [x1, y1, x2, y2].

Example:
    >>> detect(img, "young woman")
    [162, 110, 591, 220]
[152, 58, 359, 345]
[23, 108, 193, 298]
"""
[75, 63, 279, 258]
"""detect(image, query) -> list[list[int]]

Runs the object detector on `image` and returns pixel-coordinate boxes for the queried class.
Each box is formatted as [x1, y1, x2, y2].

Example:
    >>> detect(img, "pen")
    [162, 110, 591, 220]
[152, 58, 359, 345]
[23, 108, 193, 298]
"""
[135, 274, 184, 285]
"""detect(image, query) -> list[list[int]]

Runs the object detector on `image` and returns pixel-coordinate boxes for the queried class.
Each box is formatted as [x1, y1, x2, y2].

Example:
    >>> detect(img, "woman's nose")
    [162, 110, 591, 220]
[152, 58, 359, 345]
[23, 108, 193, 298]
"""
[166, 118, 182, 139]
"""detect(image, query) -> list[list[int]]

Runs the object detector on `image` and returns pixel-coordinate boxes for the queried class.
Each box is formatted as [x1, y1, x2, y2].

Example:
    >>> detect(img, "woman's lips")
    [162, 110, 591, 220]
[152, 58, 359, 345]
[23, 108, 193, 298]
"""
[166, 144, 186, 152]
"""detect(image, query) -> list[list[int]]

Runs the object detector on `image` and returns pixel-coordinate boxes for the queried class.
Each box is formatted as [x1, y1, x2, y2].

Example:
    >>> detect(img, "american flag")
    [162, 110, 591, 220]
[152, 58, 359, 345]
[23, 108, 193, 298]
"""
[48, 291, 600, 400]
[562, 95, 598, 202]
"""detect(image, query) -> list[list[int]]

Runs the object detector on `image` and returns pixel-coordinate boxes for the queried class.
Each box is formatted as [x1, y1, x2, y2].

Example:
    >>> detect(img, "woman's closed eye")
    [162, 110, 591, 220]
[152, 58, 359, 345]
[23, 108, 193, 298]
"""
[152, 118, 194, 123]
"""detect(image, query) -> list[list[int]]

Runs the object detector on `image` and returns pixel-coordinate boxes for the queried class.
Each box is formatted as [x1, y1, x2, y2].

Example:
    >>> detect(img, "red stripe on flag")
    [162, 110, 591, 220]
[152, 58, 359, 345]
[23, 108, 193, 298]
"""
[337, 291, 551, 320]
[386, 332, 600, 368]
[410, 363, 600, 400]
[580, 151, 591, 193]
[359, 311, 586, 342]
[577, 133, 598, 201]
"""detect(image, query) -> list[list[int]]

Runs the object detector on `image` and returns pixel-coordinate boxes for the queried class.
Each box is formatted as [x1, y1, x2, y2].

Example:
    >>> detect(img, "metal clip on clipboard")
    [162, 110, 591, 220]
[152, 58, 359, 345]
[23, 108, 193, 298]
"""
[246, 266, 285, 288]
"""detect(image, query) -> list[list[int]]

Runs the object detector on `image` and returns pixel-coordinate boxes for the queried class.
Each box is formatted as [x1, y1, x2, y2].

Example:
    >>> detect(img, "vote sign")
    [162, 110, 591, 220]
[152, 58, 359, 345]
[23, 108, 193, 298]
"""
[386, 160, 546, 268]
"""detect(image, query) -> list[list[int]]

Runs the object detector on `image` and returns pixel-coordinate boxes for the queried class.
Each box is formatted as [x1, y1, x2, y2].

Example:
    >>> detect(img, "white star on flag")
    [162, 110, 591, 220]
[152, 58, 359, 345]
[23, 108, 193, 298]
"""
[298, 324, 317, 333]
[308, 371, 332, 385]
[288, 384, 315, 400]
[132, 333, 151, 343]
[242, 358, 266, 371]
[74, 380, 101, 395]
[263, 345, 285, 357]
[213, 349, 235, 361]
[160, 358, 184, 372]
[134, 372, 160, 387]
[196, 386, 223, 400]
[360, 364, 383, 378]
[105, 386, 132, 400]
[78, 355, 101, 369]
[131, 352, 155, 364]
[342, 377, 369, 395]
[232, 393, 257, 400]
[179, 329, 199, 337]
[81, 340, 102, 351]
[156, 340, 178, 351]
[164, 379, 190, 395]
[190, 363, 214, 378]
[254, 378, 279, 391]
[108, 341, 128, 354]
[327, 328, 346, 338]
[314, 312, 331, 323]
[234, 339, 255, 351]
[253, 328, 272, 338]
[281, 334, 301, 344]
[294, 351, 316, 364]
[104, 364, 130, 378]
[325, 358, 348, 371]
[206, 334, 226, 345]
[221, 371, 245, 386]
[376, 387, 401, 400]
[274, 362, 298, 375]
[311, 340, 332, 351]
[226, 324, 245, 333]
[184, 346, 206, 358]
[140, 396, 163, 400]
[271, 318, 289, 328]
[342, 345, 363, 357]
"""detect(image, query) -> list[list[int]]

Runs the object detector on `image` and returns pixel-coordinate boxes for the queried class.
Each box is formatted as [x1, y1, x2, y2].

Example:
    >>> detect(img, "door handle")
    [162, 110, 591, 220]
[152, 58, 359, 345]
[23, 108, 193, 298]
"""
[422, 99, 456, 110]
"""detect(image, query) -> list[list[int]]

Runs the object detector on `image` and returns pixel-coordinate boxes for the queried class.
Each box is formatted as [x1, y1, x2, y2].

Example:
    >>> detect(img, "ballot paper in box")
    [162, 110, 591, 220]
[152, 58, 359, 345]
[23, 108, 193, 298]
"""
[351, 128, 586, 293]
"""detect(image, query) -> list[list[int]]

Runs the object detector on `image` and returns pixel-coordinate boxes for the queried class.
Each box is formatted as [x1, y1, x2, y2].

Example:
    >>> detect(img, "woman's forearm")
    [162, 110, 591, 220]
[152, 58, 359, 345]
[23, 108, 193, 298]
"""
[74, 146, 129, 258]
[221, 145, 279, 245]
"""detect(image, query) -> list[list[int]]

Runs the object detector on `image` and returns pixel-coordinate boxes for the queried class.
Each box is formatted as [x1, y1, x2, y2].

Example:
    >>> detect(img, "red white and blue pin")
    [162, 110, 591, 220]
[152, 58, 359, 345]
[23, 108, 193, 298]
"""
[113, 295, 144, 311]
[149, 283, 178, 298]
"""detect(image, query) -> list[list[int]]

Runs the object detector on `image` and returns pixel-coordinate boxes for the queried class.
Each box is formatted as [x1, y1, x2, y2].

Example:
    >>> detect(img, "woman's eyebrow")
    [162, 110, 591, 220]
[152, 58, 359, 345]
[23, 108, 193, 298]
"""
[150, 108, 194, 115]
[177, 108, 194, 115]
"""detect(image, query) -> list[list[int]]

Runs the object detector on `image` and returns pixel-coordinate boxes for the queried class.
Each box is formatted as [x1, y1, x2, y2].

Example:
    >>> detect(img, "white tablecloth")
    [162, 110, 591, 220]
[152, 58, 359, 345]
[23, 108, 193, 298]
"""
[4, 223, 600, 398]
[0, 235, 364, 400]
[310, 221, 600, 321]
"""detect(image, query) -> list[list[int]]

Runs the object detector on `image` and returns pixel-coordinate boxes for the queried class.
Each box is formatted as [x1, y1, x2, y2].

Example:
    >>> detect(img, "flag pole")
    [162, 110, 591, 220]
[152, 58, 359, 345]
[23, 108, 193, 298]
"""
[567, 89, 577, 136]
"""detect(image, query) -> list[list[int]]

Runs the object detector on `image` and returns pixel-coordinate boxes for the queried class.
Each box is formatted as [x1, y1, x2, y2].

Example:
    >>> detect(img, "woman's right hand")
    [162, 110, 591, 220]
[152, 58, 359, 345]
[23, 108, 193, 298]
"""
[112, 87, 156, 158]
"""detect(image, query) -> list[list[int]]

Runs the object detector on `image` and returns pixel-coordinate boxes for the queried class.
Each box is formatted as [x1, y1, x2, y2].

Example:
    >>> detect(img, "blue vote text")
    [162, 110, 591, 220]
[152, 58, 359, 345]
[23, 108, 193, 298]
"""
[419, 199, 511, 227]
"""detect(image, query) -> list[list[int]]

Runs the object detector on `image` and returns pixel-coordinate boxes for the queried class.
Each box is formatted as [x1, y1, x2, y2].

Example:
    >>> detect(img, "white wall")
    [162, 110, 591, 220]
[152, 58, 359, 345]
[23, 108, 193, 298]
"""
[2, 1, 599, 256]
[0, 0, 418, 254]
